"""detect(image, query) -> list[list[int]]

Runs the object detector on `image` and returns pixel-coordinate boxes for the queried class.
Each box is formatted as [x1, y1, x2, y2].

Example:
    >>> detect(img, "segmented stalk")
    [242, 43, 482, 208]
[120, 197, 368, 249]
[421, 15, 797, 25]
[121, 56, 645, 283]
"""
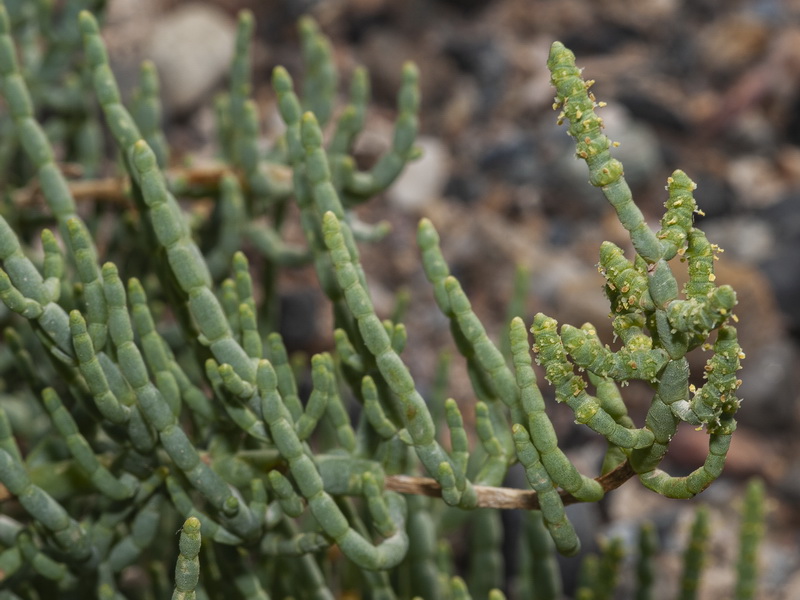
[734, 479, 766, 600]
[172, 517, 202, 600]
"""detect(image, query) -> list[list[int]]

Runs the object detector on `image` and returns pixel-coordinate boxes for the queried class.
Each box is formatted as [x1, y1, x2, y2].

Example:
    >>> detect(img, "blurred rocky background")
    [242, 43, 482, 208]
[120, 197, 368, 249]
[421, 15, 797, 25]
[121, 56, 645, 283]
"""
[101, 0, 800, 597]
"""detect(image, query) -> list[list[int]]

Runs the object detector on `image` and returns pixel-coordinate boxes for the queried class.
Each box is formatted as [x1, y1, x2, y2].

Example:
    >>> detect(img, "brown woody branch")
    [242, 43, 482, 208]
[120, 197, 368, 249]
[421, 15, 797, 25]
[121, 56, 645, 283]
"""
[385, 460, 636, 510]
[11, 163, 292, 206]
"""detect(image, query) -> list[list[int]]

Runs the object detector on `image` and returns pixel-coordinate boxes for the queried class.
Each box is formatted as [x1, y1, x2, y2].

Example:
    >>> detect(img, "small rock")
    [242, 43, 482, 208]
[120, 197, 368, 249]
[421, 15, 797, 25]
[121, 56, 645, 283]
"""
[760, 189, 800, 240]
[388, 136, 451, 211]
[775, 456, 800, 504]
[432, 0, 493, 13]
[104, 0, 167, 98]
[106, 0, 164, 27]
[599, 105, 664, 190]
[726, 155, 786, 208]
[667, 423, 781, 480]
[760, 541, 800, 599]
[760, 247, 800, 335]
[531, 252, 612, 338]
[559, 21, 639, 55]
[737, 338, 800, 431]
[601, 0, 681, 36]
[443, 35, 508, 115]
[757, 191, 800, 333]
[699, 13, 770, 80]
[725, 110, 780, 154]
[146, 3, 237, 115]
[440, 78, 481, 139]
[617, 81, 692, 133]
[443, 170, 486, 205]
[357, 27, 455, 108]
[689, 172, 737, 220]
[478, 134, 540, 185]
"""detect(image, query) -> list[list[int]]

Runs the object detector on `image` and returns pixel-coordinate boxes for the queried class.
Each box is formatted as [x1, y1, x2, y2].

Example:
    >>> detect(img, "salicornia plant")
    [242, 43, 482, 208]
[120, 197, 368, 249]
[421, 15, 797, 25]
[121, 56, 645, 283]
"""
[0, 2, 761, 598]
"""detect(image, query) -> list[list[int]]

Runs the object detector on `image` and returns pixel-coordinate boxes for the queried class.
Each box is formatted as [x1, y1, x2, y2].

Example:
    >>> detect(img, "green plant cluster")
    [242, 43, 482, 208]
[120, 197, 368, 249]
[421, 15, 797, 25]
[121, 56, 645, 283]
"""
[0, 2, 763, 599]
[0, 0, 106, 184]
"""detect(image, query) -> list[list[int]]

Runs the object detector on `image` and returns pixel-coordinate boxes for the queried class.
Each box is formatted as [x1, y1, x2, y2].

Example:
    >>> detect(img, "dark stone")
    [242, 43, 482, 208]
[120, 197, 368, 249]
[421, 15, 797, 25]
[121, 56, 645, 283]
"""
[617, 87, 691, 133]
[432, 0, 493, 14]
[443, 36, 508, 114]
[659, 31, 702, 79]
[736, 339, 800, 431]
[785, 96, 800, 148]
[759, 245, 800, 336]
[760, 190, 800, 241]
[444, 173, 485, 204]
[559, 22, 641, 56]
[756, 193, 800, 334]
[477, 136, 540, 185]
[546, 218, 576, 247]
[776, 460, 800, 504]
[682, 0, 737, 22]
[690, 172, 737, 221]
[339, 9, 395, 44]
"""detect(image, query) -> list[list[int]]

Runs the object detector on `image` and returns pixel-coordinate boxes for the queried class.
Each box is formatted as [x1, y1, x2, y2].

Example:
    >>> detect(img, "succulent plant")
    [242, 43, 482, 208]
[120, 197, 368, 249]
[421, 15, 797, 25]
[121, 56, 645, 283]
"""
[0, 3, 762, 599]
